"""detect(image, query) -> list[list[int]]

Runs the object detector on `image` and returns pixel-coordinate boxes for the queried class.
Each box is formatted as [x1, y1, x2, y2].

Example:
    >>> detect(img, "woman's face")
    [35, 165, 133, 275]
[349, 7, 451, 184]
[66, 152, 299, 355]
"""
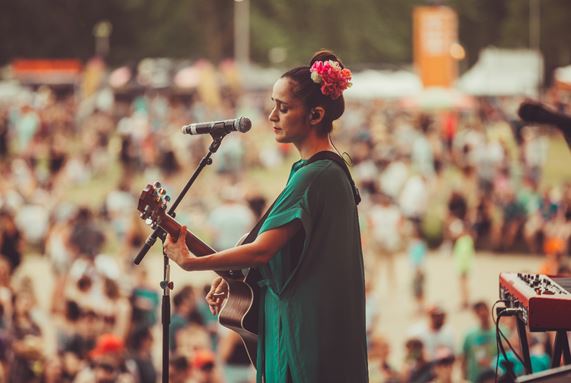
[268, 77, 311, 145]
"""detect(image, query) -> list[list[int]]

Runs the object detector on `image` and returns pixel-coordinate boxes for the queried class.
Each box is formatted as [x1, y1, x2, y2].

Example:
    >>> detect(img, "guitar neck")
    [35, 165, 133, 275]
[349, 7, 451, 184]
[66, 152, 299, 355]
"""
[159, 214, 241, 280]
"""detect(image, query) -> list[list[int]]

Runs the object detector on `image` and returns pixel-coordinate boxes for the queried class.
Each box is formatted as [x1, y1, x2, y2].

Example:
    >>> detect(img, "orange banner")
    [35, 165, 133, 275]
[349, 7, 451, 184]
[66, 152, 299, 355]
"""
[11, 59, 82, 84]
[413, 6, 458, 88]
[12, 59, 82, 74]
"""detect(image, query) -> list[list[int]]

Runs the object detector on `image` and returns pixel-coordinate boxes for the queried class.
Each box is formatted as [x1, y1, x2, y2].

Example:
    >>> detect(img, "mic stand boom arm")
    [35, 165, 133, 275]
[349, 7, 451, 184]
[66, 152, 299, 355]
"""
[132, 131, 229, 383]
[133, 132, 226, 265]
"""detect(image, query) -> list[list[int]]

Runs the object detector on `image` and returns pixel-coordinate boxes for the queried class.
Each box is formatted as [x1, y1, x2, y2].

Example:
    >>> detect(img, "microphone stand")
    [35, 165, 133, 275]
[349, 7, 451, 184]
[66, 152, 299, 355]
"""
[133, 132, 228, 383]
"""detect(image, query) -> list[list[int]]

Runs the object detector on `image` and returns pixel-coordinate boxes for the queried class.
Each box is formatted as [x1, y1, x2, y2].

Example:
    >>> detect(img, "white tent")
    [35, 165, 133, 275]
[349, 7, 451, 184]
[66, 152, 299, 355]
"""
[344, 69, 422, 100]
[239, 64, 283, 91]
[554, 65, 571, 90]
[457, 47, 543, 97]
[0, 81, 33, 106]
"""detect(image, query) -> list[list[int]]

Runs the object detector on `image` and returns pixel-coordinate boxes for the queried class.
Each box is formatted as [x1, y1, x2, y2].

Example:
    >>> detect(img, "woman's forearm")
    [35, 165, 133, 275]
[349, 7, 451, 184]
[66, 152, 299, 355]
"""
[167, 220, 301, 272]
[181, 242, 271, 271]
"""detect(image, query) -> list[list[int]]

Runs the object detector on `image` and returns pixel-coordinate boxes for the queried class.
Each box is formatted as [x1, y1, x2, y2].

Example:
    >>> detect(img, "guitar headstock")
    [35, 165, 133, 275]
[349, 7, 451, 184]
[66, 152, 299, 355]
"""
[138, 182, 171, 229]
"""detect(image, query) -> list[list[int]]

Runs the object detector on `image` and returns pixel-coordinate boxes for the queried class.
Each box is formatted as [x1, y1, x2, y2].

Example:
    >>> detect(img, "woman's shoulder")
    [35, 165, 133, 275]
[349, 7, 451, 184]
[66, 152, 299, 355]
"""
[289, 158, 343, 187]
[300, 157, 345, 177]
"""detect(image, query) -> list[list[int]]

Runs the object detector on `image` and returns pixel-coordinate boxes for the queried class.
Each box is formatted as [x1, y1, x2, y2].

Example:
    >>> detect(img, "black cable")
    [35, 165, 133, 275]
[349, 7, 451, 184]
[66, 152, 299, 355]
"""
[496, 313, 516, 382]
[491, 299, 507, 323]
[329, 134, 353, 167]
[492, 300, 510, 381]
[498, 324, 526, 366]
[496, 307, 527, 365]
[495, 308, 529, 382]
[493, 300, 505, 383]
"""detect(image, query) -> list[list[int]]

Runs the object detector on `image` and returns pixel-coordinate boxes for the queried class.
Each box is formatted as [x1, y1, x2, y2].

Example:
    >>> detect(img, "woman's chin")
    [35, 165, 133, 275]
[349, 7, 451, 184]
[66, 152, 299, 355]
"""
[274, 134, 288, 143]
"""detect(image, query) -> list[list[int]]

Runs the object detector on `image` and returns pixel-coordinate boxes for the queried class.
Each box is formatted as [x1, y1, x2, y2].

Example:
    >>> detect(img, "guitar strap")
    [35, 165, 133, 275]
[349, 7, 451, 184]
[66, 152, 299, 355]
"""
[306, 151, 361, 206]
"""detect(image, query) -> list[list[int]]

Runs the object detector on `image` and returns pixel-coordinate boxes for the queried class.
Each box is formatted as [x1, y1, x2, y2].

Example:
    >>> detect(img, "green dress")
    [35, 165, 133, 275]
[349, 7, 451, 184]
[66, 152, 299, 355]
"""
[255, 157, 369, 383]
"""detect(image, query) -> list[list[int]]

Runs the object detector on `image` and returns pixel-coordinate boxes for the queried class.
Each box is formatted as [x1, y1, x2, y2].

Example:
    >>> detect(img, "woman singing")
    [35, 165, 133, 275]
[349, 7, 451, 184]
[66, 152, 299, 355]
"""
[164, 50, 368, 382]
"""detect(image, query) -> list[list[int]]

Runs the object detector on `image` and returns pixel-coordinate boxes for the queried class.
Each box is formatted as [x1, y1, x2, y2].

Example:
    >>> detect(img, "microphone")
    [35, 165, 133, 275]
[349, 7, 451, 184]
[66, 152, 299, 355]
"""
[518, 100, 571, 149]
[181, 117, 251, 136]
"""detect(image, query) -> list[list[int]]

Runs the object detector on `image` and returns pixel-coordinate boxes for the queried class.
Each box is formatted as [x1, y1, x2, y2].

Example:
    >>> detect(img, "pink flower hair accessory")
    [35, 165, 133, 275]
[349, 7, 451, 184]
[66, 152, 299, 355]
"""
[310, 60, 352, 100]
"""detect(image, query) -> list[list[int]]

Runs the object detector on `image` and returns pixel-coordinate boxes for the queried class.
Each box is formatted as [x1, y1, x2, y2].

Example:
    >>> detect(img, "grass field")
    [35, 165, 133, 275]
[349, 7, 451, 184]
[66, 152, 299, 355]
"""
[542, 133, 571, 188]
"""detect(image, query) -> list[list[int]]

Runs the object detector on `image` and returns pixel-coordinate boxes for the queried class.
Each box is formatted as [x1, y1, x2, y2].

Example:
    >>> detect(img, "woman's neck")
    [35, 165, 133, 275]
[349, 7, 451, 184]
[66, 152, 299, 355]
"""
[295, 134, 334, 160]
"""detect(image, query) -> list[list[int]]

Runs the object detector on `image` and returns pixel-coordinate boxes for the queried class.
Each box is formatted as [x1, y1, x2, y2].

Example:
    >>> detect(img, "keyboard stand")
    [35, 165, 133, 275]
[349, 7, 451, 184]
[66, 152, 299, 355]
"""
[551, 330, 571, 368]
[516, 314, 533, 375]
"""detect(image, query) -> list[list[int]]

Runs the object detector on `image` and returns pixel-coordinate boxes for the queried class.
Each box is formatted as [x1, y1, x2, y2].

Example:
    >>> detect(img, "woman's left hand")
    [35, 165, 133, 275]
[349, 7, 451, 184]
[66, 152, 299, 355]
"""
[163, 225, 193, 269]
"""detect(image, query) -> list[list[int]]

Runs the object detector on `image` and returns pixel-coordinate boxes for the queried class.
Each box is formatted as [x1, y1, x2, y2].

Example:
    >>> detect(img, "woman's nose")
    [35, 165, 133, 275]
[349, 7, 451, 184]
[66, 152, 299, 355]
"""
[268, 107, 278, 122]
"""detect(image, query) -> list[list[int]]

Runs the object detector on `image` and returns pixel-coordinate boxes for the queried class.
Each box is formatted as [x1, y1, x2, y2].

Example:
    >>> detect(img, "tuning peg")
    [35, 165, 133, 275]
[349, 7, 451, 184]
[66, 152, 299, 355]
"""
[164, 195, 171, 202]
[158, 188, 167, 195]
[154, 181, 162, 189]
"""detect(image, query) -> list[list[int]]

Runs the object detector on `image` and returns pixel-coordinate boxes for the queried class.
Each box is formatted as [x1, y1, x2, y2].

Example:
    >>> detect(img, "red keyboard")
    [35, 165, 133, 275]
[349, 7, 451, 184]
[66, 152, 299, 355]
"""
[499, 272, 571, 331]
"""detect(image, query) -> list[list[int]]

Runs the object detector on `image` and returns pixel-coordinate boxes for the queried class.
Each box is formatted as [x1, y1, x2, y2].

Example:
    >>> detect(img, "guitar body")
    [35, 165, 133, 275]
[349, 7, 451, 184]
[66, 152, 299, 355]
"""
[219, 271, 260, 367]
[137, 184, 260, 368]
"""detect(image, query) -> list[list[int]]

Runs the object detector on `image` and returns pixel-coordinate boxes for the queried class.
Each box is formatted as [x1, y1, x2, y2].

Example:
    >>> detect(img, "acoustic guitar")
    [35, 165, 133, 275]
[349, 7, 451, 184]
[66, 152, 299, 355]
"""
[137, 183, 259, 367]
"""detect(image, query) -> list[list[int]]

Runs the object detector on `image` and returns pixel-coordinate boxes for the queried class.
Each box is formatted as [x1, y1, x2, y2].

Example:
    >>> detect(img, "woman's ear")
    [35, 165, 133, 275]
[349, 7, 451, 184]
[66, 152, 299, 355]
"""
[309, 107, 325, 126]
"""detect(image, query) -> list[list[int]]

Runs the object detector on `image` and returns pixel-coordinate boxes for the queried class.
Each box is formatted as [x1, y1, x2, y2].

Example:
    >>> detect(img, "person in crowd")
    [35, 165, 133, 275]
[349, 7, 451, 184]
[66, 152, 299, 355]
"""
[440, 189, 468, 256]
[411, 114, 435, 177]
[473, 193, 495, 250]
[0, 108, 9, 161]
[191, 348, 224, 383]
[496, 186, 527, 252]
[367, 334, 400, 382]
[538, 237, 568, 275]
[399, 173, 428, 226]
[0, 256, 13, 329]
[68, 207, 105, 260]
[129, 266, 160, 332]
[104, 177, 136, 242]
[8, 286, 44, 383]
[101, 277, 131, 340]
[74, 333, 137, 383]
[46, 204, 76, 315]
[430, 348, 455, 383]
[368, 190, 403, 288]
[401, 338, 433, 383]
[408, 305, 455, 362]
[175, 323, 213, 357]
[164, 50, 368, 382]
[169, 353, 192, 383]
[170, 285, 205, 351]
[12, 103, 40, 154]
[61, 306, 100, 361]
[451, 219, 475, 308]
[218, 328, 255, 383]
[408, 223, 428, 313]
[461, 301, 497, 383]
[127, 326, 157, 383]
[206, 185, 255, 251]
[0, 209, 24, 272]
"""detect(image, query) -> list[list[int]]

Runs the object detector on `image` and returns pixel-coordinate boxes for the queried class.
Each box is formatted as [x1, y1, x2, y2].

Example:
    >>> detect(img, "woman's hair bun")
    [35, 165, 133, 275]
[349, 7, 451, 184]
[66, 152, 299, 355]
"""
[310, 50, 344, 69]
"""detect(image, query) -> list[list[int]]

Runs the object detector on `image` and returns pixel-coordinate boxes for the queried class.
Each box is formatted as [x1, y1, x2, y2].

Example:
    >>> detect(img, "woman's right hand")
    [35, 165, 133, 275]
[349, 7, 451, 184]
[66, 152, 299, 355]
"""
[205, 277, 228, 316]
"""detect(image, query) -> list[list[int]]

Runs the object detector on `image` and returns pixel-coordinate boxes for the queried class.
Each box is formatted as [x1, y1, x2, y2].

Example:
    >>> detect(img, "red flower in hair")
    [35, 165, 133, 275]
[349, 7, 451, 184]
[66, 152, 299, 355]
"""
[310, 60, 352, 99]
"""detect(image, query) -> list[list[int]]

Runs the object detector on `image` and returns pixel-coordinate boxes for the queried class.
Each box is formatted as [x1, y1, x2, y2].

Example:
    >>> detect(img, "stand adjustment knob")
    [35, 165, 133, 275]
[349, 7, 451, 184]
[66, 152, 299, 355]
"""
[160, 281, 174, 290]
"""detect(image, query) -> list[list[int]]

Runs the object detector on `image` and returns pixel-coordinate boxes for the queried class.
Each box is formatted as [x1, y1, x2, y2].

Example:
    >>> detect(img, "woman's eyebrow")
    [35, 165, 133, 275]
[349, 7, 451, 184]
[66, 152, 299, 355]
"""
[271, 97, 288, 105]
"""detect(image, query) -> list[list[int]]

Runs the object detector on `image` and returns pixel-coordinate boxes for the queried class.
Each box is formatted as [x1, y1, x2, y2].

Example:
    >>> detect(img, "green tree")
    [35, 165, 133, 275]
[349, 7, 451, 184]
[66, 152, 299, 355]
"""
[0, 0, 570, 83]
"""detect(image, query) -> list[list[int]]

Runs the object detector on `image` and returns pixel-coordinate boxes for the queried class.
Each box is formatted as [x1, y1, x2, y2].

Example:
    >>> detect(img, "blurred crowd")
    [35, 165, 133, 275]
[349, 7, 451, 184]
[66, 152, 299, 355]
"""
[0, 77, 570, 383]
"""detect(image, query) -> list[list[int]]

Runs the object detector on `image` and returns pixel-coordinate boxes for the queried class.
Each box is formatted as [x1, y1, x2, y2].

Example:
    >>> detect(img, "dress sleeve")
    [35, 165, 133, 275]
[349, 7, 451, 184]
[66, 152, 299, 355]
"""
[258, 173, 312, 236]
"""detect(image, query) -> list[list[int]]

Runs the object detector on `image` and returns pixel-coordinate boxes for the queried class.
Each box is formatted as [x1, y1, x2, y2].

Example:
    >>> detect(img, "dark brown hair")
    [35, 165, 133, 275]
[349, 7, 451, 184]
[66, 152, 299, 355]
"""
[281, 50, 346, 136]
